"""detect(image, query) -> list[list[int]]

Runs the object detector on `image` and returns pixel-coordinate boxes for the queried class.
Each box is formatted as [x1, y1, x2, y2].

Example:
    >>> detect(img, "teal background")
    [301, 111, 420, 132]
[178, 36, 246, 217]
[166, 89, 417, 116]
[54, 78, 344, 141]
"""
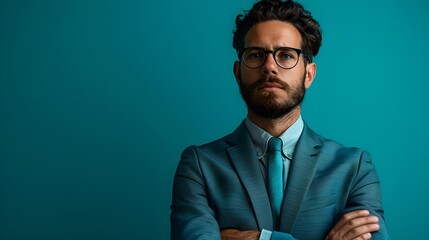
[1, 0, 428, 239]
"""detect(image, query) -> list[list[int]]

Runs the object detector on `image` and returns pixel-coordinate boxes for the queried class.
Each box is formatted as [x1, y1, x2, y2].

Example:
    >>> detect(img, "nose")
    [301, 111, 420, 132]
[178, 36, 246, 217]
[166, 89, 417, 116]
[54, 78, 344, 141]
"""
[262, 52, 278, 76]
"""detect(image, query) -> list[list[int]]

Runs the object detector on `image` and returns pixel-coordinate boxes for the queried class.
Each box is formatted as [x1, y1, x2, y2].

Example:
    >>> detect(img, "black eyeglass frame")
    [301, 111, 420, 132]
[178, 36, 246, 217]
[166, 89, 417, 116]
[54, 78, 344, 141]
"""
[237, 47, 311, 69]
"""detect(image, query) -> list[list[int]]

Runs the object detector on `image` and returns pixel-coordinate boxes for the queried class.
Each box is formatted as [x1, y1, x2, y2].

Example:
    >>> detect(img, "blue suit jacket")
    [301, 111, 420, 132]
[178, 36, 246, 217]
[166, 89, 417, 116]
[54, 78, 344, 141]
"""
[171, 122, 389, 239]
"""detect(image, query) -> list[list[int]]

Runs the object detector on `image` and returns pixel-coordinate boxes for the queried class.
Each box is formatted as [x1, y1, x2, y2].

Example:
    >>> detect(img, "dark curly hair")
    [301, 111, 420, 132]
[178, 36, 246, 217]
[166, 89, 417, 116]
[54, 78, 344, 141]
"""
[233, 0, 322, 62]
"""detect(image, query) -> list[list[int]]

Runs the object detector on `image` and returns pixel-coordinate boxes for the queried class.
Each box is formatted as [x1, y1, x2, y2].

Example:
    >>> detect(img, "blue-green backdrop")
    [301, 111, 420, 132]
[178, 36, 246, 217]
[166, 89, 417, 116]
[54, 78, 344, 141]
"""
[1, 0, 428, 239]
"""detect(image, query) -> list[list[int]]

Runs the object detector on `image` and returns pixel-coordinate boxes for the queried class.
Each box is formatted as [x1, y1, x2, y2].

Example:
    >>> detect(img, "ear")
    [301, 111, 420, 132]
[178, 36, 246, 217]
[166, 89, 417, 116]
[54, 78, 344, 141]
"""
[304, 62, 316, 89]
[233, 61, 241, 85]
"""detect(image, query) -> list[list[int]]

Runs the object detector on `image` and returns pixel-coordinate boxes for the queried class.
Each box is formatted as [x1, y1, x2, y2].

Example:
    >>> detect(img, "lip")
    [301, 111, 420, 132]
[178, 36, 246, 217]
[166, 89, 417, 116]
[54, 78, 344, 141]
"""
[258, 82, 284, 91]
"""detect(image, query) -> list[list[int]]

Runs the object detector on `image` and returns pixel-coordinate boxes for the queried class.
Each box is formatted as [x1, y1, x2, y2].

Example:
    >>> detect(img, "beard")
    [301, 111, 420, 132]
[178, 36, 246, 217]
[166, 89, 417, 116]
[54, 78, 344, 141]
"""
[239, 72, 306, 119]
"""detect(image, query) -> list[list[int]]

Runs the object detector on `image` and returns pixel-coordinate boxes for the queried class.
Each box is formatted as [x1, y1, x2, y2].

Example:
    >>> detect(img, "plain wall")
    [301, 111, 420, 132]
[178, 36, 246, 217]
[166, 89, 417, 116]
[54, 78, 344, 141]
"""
[1, 0, 428, 239]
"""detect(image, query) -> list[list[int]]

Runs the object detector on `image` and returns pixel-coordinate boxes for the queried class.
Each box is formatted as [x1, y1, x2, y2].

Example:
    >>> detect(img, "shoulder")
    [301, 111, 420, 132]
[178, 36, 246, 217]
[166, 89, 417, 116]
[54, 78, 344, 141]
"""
[177, 132, 235, 172]
[176, 130, 242, 179]
[182, 121, 249, 156]
[306, 127, 378, 184]
[306, 125, 371, 163]
[322, 135, 365, 157]
[182, 132, 233, 156]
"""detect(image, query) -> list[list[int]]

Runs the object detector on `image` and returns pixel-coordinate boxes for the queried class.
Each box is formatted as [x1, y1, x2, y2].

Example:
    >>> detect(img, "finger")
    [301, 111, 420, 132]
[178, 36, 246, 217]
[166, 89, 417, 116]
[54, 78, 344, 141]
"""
[326, 211, 379, 240]
[345, 223, 380, 239]
[331, 210, 370, 233]
[351, 232, 372, 240]
[338, 210, 370, 226]
[220, 229, 260, 240]
[340, 215, 379, 238]
[221, 229, 239, 236]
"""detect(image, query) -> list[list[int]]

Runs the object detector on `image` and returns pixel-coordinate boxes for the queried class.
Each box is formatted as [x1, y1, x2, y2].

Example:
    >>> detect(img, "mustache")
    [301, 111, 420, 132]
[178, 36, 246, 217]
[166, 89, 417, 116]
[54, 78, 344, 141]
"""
[244, 77, 290, 91]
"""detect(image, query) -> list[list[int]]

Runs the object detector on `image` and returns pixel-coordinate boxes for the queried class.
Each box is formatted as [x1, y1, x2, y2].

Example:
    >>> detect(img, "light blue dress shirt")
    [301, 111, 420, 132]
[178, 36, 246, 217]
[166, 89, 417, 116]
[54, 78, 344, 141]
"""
[245, 116, 304, 240]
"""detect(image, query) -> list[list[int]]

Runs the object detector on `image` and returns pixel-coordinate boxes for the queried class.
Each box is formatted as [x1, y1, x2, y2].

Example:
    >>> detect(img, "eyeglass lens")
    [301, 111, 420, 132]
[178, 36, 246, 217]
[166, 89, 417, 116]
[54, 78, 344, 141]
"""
[242, 48, 300, 69]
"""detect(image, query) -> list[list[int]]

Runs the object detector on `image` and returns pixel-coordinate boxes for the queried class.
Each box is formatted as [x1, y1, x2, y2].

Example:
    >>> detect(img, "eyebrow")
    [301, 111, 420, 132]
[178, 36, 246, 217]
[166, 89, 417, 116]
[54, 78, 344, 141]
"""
[244, 46, 299, 50]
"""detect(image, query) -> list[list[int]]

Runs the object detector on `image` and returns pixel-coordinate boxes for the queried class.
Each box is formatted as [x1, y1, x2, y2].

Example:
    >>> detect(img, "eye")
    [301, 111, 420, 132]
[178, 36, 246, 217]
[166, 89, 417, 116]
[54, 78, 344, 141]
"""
[279, 53, 292, 59]
[245, 50, 264, 60]
[248, 53, 261, 59]
[276, 50, 295, 60]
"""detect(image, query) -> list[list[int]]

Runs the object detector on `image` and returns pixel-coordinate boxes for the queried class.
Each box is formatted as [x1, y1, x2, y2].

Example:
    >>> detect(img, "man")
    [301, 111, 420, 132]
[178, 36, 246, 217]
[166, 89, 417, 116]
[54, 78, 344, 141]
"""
[170, 0, 389, 239]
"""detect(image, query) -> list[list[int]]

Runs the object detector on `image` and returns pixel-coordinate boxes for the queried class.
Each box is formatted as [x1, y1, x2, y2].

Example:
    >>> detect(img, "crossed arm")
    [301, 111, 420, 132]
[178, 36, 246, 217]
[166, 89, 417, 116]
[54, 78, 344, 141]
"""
[221, 210, 380, 240]
[171, 147, 389, 240]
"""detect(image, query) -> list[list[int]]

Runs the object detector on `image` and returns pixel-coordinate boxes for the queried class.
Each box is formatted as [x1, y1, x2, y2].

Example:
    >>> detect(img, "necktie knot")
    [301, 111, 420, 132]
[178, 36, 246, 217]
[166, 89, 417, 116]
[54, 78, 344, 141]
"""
[268, 137, 282, 153]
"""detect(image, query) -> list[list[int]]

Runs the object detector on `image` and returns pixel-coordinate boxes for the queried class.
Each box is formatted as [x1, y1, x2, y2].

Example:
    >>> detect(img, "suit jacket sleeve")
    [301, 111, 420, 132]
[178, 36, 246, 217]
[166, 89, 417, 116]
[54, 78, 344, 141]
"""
[341, 150, 390, 239]
[170, 146, 221, 240]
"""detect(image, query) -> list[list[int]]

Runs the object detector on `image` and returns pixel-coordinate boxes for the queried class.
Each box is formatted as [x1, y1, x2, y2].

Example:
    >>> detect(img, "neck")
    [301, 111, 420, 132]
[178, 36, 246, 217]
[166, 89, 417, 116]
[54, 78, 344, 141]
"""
[247, 106, 301, 137]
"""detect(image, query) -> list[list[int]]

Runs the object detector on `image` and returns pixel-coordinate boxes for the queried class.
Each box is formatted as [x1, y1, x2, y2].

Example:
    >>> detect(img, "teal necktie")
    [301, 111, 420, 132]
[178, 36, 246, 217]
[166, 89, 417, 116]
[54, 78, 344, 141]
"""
[268, 137, 283, 227]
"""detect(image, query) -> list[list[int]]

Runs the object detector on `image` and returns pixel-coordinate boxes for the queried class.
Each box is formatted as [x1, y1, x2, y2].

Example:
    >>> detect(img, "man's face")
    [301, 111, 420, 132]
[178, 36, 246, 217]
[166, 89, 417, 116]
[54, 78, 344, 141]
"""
[234, 20, 316, 119]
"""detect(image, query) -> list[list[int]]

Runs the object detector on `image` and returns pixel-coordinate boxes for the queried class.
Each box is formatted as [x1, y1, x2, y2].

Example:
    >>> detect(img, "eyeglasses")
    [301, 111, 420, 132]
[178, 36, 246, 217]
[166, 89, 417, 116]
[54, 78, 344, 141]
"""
[238, 47, 308, 69]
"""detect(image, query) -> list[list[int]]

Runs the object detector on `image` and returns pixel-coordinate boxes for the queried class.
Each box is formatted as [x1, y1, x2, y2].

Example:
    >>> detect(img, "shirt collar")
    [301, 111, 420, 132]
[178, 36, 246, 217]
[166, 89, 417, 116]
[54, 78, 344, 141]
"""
[245, 115, 304, 160]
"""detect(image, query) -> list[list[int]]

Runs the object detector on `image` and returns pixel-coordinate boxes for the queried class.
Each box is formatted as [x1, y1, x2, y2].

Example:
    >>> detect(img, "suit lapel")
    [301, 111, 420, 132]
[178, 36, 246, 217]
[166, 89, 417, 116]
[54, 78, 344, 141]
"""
[226, 122, 273, 230]
[279, 124, 323, 232]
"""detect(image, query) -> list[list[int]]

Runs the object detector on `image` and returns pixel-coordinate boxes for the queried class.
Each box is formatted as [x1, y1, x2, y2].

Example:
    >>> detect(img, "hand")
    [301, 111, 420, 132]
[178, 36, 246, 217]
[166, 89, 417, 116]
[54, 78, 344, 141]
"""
[325, 210, 380, 240]
[221, 229, 261, 240]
